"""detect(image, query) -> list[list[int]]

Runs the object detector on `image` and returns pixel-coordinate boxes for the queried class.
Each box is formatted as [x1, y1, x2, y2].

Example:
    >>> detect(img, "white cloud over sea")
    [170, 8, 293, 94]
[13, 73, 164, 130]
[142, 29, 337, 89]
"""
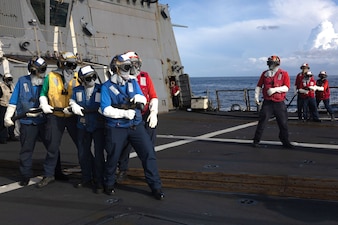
[159, 0, 338, 77]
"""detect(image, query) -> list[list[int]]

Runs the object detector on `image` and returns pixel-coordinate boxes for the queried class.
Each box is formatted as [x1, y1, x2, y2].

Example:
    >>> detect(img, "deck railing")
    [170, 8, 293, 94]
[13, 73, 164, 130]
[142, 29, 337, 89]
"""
[211, 87, 338, 112]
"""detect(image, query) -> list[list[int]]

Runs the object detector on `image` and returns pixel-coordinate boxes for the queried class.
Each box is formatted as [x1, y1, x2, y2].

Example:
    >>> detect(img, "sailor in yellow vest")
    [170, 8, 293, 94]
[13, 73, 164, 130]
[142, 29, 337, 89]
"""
[36, 52, 80, 188]
[0, 73, 17, 144]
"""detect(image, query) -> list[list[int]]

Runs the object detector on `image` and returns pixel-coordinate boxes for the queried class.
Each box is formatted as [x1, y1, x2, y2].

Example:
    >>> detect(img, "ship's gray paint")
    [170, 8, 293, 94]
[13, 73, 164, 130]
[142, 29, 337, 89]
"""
[0, 0, 191, 112]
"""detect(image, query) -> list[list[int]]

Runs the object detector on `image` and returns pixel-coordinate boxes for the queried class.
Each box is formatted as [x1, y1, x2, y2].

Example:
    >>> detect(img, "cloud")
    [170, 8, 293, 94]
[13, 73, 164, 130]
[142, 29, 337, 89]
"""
[305, 20, 338, 50]
[160, 0, 338, 77]
[256, 25, 280, 30]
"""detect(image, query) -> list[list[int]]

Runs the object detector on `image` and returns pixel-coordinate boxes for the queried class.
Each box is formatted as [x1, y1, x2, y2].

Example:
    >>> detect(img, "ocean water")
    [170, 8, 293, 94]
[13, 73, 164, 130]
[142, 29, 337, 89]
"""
[190, 76, 338, 112]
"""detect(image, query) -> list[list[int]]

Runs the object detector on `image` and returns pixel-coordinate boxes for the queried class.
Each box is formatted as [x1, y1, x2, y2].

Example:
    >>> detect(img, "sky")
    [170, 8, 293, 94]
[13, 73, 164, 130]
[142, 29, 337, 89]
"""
[158, 0, 338, 77]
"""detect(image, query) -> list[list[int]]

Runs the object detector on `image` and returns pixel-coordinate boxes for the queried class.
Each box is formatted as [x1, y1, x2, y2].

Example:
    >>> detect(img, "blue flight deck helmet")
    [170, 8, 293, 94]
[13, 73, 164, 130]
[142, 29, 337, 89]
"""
[109, 54, 132, 74]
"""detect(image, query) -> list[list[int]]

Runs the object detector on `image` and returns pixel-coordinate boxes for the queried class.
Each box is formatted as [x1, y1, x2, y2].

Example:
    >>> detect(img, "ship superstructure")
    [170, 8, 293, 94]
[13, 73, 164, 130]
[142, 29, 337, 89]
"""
[0, 0, 191, 112]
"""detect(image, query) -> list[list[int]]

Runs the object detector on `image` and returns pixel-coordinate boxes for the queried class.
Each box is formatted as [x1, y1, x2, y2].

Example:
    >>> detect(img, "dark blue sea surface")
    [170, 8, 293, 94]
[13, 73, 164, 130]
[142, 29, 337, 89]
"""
[190, 76, 338, 111]
[190, 76, 257, 96]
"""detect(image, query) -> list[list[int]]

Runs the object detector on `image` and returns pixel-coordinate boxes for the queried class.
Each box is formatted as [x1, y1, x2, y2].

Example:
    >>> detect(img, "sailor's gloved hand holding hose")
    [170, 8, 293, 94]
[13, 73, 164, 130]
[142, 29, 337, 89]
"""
[39, 96, 54, 114]
[130, 94, 147, 105]
[69, 100, 84, 116]
[102, 106, 136, 120]
[62, 107, 73, 115]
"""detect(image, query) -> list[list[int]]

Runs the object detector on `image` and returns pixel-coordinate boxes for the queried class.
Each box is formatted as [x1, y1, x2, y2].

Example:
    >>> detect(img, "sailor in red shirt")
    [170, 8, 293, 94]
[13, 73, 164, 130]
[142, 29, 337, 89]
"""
[294, 63, 310, 120]
[170, 80, 180, 109]
[253, 55, 294, 149]
[117, 51, 159, 182]
[315, 71, 335, 121]
[298, 71, 321, 122]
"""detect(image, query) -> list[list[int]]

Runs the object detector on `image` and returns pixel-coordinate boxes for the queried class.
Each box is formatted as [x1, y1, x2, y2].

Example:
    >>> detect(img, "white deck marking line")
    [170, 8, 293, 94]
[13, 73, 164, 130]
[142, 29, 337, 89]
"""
[128, 121, 260, 159]
[0, 177, 42, 194]
[156, 135, 338, 150]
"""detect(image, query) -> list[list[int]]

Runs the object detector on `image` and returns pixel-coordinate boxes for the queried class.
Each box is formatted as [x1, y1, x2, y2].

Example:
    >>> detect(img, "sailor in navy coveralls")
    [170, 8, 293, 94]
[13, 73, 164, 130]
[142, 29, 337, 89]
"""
[100, 53, 164, 200]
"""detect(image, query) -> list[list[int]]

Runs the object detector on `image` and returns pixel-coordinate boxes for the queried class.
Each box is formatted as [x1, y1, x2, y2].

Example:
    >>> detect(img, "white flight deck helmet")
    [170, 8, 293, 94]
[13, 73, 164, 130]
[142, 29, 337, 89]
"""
[300, 63, 310, 70]
[3, 73, 13, 85]
[57, 51, 77, 70]
[78, 65, 97, 87]
[318, 71, 327, 80]
[124, 51, 142, 75]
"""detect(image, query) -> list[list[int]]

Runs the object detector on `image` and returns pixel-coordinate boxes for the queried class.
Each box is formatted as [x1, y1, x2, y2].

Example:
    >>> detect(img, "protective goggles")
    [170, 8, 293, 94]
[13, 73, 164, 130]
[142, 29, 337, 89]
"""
[118, 64, 132, 72]
[83, 73, 97, 82]
[131, 61, 141, 69]
[65, 62, 77, 70]
[5, 77, 13, 82]
[32, 66, 47, 74]
[267, 60, 279, 67]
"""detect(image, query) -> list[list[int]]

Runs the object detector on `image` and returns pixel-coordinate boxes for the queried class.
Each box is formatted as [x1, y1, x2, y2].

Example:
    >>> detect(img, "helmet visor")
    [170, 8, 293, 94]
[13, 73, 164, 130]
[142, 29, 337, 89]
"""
[31, 66, 47, 75]
[267, 60, 274, 66]
[84, 73, 97, 82]
[119, 64, 132, 72]
[65, 62, 77, 70]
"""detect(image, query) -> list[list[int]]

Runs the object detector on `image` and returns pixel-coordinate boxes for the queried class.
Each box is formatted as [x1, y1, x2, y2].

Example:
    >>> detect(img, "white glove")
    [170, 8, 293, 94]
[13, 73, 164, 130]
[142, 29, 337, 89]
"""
[69, 100, 84, 116]
[274, 85, 289, 93]
[123, 109, 136, 120]
[174, 90, 180, 96]
[39, 96, 54, 114]
[309, 85, 324, 91]
[147, 111, 158, 128]
[63, 106, 73, 115]
[103, 106, 135, 120]
[4, 104, 16, 127]
[267, 85, 288, 96]
[267, 88, 276, 96]
[148, 98, 158, 114]
[26, 108, 42, 117]
[298, 89, 309, 94]
[147, 98, 158, 128]
[316, 86, 324, 91]
[130, 94, 147, 105]
[254, 87, 261, 105]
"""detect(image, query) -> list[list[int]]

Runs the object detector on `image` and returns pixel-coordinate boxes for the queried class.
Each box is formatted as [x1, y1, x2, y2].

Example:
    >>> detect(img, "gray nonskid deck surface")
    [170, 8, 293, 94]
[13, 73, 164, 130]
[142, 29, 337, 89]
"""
[1, 110, 338, 225]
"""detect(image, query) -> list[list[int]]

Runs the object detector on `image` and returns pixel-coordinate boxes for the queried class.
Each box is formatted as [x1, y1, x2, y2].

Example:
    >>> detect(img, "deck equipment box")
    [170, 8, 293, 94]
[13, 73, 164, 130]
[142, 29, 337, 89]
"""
[191, 96, 209, 109]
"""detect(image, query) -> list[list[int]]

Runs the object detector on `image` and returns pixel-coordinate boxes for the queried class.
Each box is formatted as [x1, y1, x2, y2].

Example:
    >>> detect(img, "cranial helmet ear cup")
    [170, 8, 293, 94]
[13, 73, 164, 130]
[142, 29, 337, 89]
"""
[110, 55, 119, 74]
[112, 65, 118, 73]
[28, 56, 37, 72]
